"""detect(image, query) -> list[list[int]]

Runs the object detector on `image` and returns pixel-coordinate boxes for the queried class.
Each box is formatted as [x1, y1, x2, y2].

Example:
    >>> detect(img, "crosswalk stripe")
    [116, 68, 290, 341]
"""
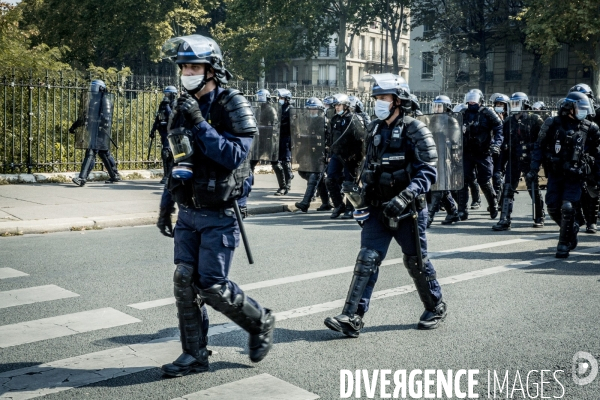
[2, 244, 595, 400]
[127, 233, 557, 310]
[0, 268, 29, 280]
[0, 307, 141, 349]
[170, 373, 320, 400]
[0, 285, 79, 309]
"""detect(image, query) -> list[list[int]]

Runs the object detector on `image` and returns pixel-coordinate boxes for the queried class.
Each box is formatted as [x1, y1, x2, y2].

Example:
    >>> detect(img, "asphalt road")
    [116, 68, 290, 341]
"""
[1, 195, 600, 400]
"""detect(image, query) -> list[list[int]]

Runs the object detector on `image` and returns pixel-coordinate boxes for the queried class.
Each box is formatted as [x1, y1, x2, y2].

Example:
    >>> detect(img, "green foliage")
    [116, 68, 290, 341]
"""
[0, 2, 70, 75]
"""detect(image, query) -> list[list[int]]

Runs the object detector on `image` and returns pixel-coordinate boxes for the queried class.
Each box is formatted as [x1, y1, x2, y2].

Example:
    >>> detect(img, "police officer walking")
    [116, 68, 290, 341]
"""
[151, 86, 178, 184]
[493, 92, 544, 231]
[489, 93, 510, 199]
[158, 34, 275, 376]
[324, 73, 446, 336]
[272, 89, 294, 195]
[529, 91, 600, 258]
[457, 89, 503, 220]
[70, 80, 121, 186]
[325, 93, 365, 219]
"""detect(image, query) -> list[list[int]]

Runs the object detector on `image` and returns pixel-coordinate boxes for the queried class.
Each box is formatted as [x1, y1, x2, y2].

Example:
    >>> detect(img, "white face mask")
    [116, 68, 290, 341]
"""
[375, 100, 392, 120]
[336, 110, 345, 116]
[576, 109, 588, 121]
[181, 75, 204, 91]
[494, 106, 505, 114]
[279, 99, 285, 105]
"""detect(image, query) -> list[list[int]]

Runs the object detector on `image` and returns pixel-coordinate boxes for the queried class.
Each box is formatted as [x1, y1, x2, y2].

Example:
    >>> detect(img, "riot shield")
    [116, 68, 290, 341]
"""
[74, 91, 90, 149]
[75, 91, 114, 151]
[291, 108, 326, 173]
[249, 103, 280, 161]
[416, 114, 431, 126]
[429, 113, 464, 191]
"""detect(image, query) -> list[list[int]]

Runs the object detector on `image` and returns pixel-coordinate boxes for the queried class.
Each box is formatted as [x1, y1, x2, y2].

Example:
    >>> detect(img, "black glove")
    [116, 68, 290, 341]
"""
[150, 129, 156, 139]
[526, 169, 539, 181]
[157, 207, 174, 238]
[383, 189, 414, 219]
[489, 144, 501, 155]
[178, 96, 204, 126]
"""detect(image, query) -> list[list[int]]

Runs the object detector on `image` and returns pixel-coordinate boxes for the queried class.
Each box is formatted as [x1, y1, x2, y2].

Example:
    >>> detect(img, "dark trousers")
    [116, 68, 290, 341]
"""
[78, 149, 119, 180]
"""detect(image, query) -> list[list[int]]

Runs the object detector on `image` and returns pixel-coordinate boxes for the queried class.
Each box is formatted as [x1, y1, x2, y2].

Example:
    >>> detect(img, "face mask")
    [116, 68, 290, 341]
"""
[336, 109, 345, 116]
[467, 103, 480, 111]
[375, 100, 392, 120]
[279, 99, 285, 105]
[495, 106, 504, 114]
[181, 75, 204, 91]
[576, 109, 587, 121]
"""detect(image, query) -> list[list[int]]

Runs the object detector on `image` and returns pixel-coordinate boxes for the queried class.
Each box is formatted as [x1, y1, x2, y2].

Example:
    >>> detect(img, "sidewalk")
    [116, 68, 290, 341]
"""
[0, 172, 311, 236]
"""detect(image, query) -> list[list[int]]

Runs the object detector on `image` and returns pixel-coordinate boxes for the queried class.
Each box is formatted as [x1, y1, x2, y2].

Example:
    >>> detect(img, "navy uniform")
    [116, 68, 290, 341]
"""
[489, 93, 510, 199]
[272, 88, 294, 195]
[458, 89, 503, 220]
[530, 91, 600, 258]
[324, 73, 446, 337]
[325, 93, 366, 219]
[151, 86, 177, 184]
[493, 92, 544, 231]
[70, 80, 121, 186]
[158, 35, 274, 377]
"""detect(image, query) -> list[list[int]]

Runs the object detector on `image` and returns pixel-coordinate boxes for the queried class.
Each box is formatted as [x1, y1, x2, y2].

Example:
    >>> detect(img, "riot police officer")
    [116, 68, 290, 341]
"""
[489, 93, 510, 198]
[324, 73, 446, 336]
[325, 93, 366, 219]
[249, 89, 279, 175]
[529, 91, 600, 258]
[70, 80, 121, 186]
[532, 101, 548, 111]
[457, 89, 503, 220]
[493, 92, 544, 231]
[272, 88, 294, 195]
[151, 86, 177, 184]
[294, 97, 332, 212]
[158, 34, 275, 377]
[427, 95, 461, 226]
[355, 98, 371, 126]
[568, 84, 599, 233]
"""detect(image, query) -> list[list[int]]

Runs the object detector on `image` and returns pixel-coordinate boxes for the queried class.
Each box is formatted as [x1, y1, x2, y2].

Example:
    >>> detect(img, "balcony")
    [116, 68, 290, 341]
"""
[318, 46, 337, 58]
[317, 79, 337, 86]
[549, 68, 568, 80]
[505, 70, 522, 81]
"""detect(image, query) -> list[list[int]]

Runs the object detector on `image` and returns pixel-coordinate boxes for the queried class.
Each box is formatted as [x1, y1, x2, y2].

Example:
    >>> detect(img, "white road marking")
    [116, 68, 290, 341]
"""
[0, 268, 29, 280]
[2, 245, 596, 400]
[0, 285, 79, 309]
[170, 373, 320, 400]
[128, 233, 557, 310]
[0, 307, 141, 349]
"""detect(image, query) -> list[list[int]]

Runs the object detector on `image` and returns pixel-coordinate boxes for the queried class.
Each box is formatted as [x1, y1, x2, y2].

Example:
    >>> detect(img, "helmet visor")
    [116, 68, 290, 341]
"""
[432, 102, 445, 114]
[464, 92, 481, 104]
[566, 97, 596, 117]
[510, 99, 523, 112]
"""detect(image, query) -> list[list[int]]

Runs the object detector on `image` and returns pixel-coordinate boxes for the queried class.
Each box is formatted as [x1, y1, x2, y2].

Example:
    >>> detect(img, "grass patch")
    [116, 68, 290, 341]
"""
[123, 172, 145, 180]
[45, 175, 70, 183]
[0, 178, 8, 185]
[0, 230, 23, 237]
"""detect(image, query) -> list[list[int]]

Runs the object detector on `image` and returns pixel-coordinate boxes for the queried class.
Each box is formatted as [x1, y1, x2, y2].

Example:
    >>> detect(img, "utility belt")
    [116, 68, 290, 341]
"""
[178, 202, 235, 215]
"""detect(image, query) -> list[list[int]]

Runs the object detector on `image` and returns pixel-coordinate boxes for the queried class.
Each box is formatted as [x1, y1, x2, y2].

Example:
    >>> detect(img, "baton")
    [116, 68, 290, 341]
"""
[109, 136, 119, 150]
[531, 178, 537, 222]
[233, 200, 254, 265]
[410, 201, 424, 267]
[147, 135, 154, 160]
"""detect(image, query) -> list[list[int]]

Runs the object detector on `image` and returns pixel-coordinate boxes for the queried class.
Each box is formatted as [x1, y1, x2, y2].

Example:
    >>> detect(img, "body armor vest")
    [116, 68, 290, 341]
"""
[329, 113, 362, 161]
[508, 113, 540, 167]
[543, 118, 590, 178]
[168, 89, 252, 208]
[463, 109, 494, 155]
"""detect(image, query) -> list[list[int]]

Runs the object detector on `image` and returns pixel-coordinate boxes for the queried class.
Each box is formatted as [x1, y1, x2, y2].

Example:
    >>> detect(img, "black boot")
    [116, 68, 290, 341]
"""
[295, 174, 319, 212]
[99, 151, 121, 183]
[72, 177, 86, 187]
[199, 283, 275, 363]
[481, 182, 498, 219]
[324, 249, 380, 337]
[556, 202, 577, 258]
[441, 211, 460, 225]
[341, 201, 354, 219]
[161, 264, 210, 377]
[317, 203, 333, 211]
[457, 187, 469, 221]
[582, 191, 599, 233]
[469, 180, 481, 209]
[493, 183, 513, 231]
[532, 190, 545, 228]
[403, 255, 446, 330]
[325, 177, 344, 218]
[282, 161, 294, 191]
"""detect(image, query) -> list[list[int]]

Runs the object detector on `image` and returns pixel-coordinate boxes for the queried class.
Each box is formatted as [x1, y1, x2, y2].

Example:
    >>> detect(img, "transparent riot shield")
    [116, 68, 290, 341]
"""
[291, 108, 327, 173]
[250, 103, 280, 161]
[416, 114, 431, 126]
[75, 91, 114, 151]
[74, 91, 90, 149]
[430, 113, 464, 191]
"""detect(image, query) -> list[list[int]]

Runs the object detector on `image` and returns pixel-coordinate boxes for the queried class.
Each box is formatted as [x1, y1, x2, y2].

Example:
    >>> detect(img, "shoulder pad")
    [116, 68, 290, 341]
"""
[367, 120, 379, 133]
[218, 90, 257, 135]
[482, 106, 502, 126]
[404, 116, 437, 166]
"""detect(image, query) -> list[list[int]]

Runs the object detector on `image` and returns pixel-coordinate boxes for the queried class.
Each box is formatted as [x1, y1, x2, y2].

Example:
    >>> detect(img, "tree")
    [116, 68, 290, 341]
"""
[376, 0, 410, 75]
[412, 0, 512, 92]
[19, 0, 214, 72]
[0, 2, 70, 74]
[517, 0, 600, 96]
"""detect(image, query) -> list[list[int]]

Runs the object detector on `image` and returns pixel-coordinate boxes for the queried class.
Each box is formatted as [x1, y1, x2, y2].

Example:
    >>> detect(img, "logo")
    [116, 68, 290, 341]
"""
[555, 140, 561, 153]
[572, 351, 598, 386]
[183, 42, 189, 51]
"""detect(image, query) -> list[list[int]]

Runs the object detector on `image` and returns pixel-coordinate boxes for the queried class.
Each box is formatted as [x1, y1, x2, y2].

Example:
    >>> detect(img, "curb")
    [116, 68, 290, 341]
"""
[0, 203, 297, 237]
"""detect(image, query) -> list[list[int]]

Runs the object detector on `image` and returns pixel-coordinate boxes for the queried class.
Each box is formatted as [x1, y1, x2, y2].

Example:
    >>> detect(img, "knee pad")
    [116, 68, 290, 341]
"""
[173, 263, 198, 303]
[325, 176, 337, 188]
[547, 206, 561, 224]
[161, 148, 172, 161]
[354, 248, 381, 276]
[199, 283, 263, 334]
[403, 254, 435, 281]
[561, 201, 574, 216]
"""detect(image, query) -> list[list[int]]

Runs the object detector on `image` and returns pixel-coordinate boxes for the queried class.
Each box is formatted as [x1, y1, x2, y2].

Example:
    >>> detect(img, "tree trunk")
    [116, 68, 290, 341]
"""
[478, 41, 487, 93]
[391, 32, 400, 74]
[528, 52, 542, 96]
[594, 39, 600, 101]
[337, 12, 347, 91]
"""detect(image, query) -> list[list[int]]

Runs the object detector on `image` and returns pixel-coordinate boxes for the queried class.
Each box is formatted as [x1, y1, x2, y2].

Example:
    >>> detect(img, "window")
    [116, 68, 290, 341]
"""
[347, 67, 353, 88]
[505, 43, 522, 81]
[456, 53, 470, 82]
[318, 65, 327, 82]
[423, 24, 432, 33]
[292, 66, 298, 82]
[282, 67, 287, 82]
[550, 44, 568, 79]
[485, 52, 494, 82]
[359, 36, 365, 59]
[421, 52, 434, 80]
[369, 38, 375, 60]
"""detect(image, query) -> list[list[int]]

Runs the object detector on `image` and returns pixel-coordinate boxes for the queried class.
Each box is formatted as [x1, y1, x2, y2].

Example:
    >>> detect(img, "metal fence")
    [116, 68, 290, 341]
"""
[0, 69, 564, 174]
